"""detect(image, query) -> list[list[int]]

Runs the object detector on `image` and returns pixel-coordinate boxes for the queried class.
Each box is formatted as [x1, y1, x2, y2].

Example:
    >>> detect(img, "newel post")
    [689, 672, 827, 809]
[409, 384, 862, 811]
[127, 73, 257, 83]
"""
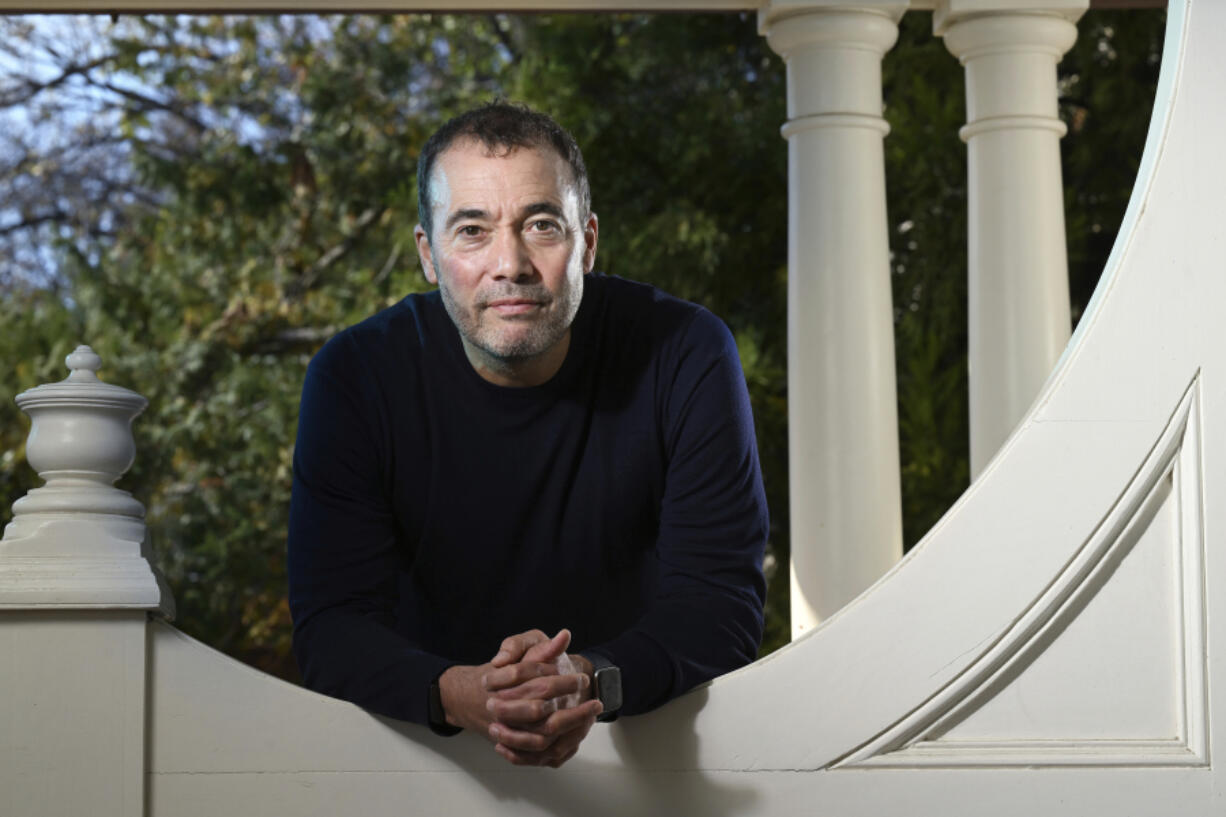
[936, 0, 1086, 476]
[761, 0, 907, 637]
[1, 345, 171, 817]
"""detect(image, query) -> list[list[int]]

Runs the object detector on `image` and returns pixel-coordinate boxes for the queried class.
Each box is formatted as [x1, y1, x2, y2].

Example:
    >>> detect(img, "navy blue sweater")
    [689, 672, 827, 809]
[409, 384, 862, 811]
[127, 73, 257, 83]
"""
[288, 274, 768, 726]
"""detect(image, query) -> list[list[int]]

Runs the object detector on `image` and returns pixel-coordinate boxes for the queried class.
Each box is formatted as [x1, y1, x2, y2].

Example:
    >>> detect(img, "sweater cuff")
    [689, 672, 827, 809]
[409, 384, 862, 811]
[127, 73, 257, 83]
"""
[583, 631, 674, 716]
[425, 664, 462, 736]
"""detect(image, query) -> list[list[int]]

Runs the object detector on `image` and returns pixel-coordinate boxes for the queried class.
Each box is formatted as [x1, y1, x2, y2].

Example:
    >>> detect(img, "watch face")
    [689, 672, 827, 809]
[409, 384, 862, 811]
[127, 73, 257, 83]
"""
[595, 666, 623, 716]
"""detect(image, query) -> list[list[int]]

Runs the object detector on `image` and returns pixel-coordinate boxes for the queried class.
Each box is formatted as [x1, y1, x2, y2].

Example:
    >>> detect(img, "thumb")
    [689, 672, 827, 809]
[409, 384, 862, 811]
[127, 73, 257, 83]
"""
[524, 628, 571, 664]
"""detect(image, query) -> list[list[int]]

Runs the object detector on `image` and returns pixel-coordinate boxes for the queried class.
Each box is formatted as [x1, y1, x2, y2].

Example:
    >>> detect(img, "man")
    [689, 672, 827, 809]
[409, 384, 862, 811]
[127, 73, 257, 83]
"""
[288, 102, 768, 768]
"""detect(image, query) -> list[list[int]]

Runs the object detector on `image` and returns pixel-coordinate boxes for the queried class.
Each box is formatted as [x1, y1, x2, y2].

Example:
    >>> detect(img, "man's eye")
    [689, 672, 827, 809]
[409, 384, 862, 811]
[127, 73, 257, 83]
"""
[529, 220, 559, 233]
[458, 225, 482, 237]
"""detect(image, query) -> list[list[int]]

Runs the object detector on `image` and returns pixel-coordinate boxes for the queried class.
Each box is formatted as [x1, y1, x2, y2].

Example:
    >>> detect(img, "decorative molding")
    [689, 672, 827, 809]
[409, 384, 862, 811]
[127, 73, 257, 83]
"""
[758, 0, 909, 33]
[780, 112, 892, 136]
[933, 0, 1089, 35]
[958, 113, 1067, 140]
[834, 376, 1208, 769]
[761, 5, 903, 58]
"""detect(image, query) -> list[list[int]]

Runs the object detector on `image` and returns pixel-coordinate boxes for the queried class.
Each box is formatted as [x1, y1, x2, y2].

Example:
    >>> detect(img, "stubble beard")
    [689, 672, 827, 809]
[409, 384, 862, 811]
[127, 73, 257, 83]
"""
[436, 265, 584, 368]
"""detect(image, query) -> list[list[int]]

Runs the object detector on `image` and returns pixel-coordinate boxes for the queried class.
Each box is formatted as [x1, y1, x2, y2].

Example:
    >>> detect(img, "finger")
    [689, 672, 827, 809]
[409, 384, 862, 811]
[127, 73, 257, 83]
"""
[494, 742, 564, 767]
[482, 661, 559, 692]
[491, 700, 602, 748]
[490, 670, 589, 704]
[487, 695, 556, 725]
[487, 680, 592, 723]
[494, 713, 597, 768]
[521, 628, 571, 664]
[497, 743, 576, 768]
[547, 747, 579, 769]
[490, 629, 548, 667]
[494, 742, 533, 766]
[490, 721, 555, 753]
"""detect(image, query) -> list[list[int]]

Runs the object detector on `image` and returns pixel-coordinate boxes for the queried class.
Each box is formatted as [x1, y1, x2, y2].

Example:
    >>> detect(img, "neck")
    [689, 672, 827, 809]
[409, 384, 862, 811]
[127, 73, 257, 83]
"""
[462, 330, 572, 388]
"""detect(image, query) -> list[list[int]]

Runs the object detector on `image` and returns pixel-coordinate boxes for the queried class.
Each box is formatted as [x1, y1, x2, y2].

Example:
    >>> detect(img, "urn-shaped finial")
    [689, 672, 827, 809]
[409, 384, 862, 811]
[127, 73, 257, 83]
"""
[2, 345, 171, 615]
[13, 345, 147, 512]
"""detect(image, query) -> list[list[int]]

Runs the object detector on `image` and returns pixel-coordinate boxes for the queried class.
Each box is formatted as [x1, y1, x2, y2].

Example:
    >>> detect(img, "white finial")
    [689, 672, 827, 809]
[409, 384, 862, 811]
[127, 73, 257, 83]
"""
[65, 345, 103, 381]
[2, 343, 172, 616]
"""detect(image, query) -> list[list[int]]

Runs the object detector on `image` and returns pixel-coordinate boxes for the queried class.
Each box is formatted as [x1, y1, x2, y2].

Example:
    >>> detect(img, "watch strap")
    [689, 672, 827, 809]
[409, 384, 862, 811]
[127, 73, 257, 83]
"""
[585, 652, 623, 722]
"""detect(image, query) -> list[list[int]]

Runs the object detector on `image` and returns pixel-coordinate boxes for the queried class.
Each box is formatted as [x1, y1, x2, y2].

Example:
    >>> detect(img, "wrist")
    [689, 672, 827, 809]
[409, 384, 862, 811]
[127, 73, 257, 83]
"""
[570, 653, 595, 690]
[430, 666, 465, 736]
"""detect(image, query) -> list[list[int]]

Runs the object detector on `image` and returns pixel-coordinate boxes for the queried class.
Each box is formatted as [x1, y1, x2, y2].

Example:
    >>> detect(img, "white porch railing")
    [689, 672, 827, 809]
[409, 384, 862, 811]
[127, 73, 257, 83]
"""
[8, 1, 1222, 815]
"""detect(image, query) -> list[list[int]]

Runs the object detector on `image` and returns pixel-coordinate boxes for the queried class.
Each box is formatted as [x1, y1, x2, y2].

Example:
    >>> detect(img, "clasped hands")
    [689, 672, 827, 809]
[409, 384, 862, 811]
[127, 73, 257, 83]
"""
[437, 629, 603, 768]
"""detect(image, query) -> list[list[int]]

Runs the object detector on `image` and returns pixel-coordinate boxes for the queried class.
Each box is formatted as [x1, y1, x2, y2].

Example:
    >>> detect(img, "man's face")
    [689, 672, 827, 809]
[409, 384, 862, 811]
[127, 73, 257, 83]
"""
[415, 139, 598, 386]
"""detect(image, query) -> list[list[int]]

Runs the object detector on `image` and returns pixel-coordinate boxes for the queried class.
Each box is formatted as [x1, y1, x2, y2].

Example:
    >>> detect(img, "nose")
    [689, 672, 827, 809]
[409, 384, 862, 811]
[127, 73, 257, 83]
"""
[490, 228, 536, 282]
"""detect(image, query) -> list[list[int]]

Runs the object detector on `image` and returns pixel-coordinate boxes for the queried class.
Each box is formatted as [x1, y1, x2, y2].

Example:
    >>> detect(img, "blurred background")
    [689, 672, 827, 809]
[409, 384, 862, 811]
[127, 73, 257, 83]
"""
[0, 9, 1165, 678]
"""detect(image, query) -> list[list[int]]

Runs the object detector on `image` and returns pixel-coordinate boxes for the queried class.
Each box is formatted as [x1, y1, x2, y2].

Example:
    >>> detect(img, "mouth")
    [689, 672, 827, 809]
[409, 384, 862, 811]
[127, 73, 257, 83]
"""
[485, 299, 545, 316]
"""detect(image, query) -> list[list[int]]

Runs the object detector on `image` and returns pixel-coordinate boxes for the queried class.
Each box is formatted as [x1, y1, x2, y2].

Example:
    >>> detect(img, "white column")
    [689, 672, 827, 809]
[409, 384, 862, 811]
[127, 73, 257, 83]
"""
[761, 0, 907, 638]
[0, 346, 171, 817]
[936, 1, 1086, 476]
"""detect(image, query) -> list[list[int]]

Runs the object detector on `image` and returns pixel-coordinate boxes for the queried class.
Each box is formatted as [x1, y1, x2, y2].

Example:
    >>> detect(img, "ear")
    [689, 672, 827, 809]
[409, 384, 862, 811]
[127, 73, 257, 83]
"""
[582, 212, 599, 274]
[415, 224, 438, 285]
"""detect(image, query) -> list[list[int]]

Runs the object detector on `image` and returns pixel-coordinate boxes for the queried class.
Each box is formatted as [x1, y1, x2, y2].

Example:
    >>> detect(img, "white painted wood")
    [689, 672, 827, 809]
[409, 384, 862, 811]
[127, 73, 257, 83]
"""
[760, 0, 906, 637]
[2, 612, 149, 817]
[937, 3, 1085, 477]
[0, 349, 168, 817]
[0, 346, 172, 614]
[9, 0, 1226, 814]
[934, 0, 1088, 30]
[840, 381, 1208, 767]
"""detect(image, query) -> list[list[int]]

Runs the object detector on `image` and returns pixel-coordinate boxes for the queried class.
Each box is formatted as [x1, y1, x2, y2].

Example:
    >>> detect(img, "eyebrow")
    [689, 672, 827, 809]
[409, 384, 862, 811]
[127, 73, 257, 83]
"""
[522, 202, 566, 221]
[444, 208, 489, 231]
[444, 202, 567, 232]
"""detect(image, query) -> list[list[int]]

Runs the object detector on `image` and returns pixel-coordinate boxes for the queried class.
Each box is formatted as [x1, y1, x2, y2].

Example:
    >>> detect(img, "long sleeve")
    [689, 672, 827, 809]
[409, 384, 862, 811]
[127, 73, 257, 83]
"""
[288, 281, 768, 725]
[287, 337, 454, 727]
[585, 308, 769, 715]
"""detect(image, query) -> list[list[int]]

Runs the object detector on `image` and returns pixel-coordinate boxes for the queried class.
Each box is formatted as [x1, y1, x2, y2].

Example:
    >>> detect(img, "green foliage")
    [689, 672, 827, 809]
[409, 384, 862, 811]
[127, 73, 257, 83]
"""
[884, 14, 973, 549]
[0, 9, 1163, 674]
[1061, 13, 1166, 323]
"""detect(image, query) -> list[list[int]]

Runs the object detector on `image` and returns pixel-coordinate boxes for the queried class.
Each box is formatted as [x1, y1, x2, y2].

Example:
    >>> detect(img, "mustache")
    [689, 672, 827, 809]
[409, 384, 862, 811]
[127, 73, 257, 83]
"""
[477, 285, 554, 308]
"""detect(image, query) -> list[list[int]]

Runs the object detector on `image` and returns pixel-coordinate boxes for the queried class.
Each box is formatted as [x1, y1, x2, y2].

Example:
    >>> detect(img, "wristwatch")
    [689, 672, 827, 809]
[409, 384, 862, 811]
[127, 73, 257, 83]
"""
[586, 652, 623, 722]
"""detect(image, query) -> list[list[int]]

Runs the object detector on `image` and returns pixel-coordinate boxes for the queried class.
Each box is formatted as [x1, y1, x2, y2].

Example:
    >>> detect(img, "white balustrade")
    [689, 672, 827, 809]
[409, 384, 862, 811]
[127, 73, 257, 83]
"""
[1, 346, 169, 817]
[761, 0, 906, 636]
[936, 0, 1086, 477]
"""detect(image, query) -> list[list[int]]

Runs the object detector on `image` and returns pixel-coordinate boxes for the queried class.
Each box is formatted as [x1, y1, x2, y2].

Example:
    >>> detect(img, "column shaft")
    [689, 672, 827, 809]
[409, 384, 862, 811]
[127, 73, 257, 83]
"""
[941, 8, 1084, 476]
[763, 3, 906, 637]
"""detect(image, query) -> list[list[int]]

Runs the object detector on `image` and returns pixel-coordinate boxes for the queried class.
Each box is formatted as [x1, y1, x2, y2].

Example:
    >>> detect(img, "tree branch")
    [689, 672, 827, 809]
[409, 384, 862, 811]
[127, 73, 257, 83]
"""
[248, 326, 341, 355]
[289, 206, 385, 297]
[0, 210, 70, 237]
[92, 80, 209, 134]
[0, 55, 113, 109]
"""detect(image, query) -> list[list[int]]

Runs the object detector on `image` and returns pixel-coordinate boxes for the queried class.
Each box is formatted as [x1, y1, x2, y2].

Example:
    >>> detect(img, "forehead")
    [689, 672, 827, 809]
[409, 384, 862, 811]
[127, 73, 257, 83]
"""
[432, 139, 577, 211]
